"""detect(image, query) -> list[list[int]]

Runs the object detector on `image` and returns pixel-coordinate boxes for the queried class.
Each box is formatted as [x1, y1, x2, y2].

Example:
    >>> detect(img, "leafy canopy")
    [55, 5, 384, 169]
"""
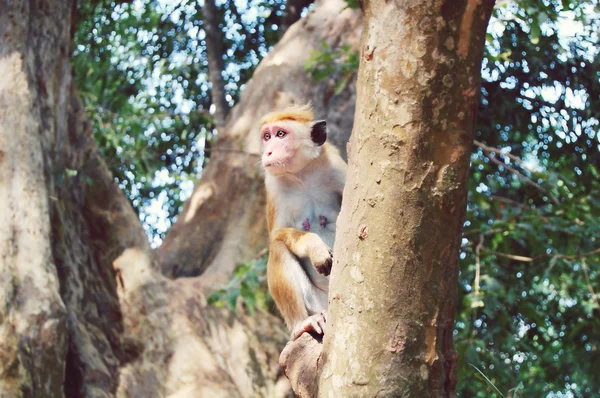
[74, 0, 600, 396]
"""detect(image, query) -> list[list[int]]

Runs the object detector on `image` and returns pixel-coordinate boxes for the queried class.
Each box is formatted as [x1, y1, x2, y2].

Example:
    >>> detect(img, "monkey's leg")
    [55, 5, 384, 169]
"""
[272, 228, 333, 276]
[292, 311, 327, 340]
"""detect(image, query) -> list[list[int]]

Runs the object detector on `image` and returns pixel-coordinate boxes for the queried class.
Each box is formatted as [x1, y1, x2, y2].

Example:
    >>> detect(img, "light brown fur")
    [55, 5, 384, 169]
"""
[261, 103, 314, 125]
[261, 105, 346, 338]
[266, 239, 309, 327]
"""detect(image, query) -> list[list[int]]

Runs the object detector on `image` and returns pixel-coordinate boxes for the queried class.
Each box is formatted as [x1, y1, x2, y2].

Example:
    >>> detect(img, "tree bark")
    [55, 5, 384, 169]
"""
[0, 0, 363, 396]
[203, 0, 231, 131]
[281, 0, 314, 34]
[317, 0, 495, 396]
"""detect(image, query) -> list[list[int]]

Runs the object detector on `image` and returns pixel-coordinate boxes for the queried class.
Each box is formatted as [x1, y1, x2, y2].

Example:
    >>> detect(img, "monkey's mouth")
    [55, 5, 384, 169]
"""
[263, 159, 289, 168]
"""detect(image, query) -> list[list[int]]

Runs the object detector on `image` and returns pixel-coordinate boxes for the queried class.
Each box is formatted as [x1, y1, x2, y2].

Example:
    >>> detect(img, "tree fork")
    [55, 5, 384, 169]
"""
[281, 0, 494, 396]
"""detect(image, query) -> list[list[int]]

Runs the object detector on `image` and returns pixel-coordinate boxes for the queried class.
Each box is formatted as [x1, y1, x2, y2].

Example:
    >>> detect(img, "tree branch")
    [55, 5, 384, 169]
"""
[202, 0, 231, 131]
[475, 140, 560, 205]
[281, 0, 314, 34]
[490, 195, 530, 210]
[581, 258, 600, 309]
[480, 247, 600, 263]
[279, 333, 322, 398]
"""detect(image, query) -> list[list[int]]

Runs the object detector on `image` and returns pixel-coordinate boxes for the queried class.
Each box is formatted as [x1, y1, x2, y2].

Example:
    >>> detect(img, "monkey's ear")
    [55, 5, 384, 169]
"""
[311, 120, 327, 146]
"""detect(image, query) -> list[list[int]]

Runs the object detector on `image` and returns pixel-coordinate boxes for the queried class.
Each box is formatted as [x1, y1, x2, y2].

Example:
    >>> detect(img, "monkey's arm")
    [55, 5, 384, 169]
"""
[268, 240, 329, 340]
[271, 228, 333, 275]
[267, 240, 310, 331]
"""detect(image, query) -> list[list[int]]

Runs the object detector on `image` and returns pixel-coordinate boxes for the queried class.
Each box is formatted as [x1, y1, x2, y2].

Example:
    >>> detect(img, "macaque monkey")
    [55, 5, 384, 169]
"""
[260, 104, 347, 340]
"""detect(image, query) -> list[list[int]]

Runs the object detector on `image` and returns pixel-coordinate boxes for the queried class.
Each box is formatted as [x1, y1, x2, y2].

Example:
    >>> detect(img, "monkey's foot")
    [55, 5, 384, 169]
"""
[292, 312, 327, 340]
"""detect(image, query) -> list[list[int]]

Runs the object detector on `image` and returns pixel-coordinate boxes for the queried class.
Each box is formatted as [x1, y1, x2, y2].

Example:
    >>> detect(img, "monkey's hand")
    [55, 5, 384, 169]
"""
[292, 311, 327, 340]
[307, 236, 332, 276]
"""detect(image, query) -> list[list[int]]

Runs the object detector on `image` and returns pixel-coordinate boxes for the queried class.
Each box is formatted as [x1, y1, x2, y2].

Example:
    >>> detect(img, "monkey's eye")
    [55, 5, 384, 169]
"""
[264, 132, 271, 141]
[276, 130, 287, 138]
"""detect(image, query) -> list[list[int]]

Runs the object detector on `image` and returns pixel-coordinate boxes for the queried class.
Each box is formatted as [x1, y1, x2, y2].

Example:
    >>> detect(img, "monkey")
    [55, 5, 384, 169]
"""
[259, 104, 347, 340]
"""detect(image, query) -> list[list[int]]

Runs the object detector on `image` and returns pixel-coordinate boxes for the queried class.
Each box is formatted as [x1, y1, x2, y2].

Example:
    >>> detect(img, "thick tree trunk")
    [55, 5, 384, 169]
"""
[1, 2, 76, 395]
[203, 0, 230, 131]
[0, 0, 362, 396]
[319, 0, 495, 396]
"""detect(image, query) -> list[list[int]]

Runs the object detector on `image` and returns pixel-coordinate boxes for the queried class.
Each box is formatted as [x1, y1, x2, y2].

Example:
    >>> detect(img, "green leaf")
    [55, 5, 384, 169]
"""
[507, 381, 525, 398]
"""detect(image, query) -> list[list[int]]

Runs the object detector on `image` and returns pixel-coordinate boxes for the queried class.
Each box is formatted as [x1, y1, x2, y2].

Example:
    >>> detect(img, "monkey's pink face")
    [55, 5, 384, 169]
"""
[260, 121, 321, 176]
[260, 123, 297, 175]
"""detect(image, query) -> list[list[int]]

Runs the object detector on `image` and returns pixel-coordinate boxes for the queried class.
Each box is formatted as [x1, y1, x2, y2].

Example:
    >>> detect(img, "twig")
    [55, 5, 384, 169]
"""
[475, 141, 560, 205]
[254, 247, 268, 259]
[463, 227, 506, 237]
[581, 258, 600, 309]
[480, 247, 600, 263]
[474, 140, 534, 174]
[480, 248, 535, 262]
[558, 248, 600, 260]
[490, 195, 530, 210]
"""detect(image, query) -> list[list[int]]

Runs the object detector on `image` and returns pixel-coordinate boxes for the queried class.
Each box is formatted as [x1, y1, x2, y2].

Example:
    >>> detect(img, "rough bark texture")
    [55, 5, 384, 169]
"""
[279, 334, 322, 398]
[203, 0, 230, 130]
[156, 0, 362, 288]
[1, 2, 75, 395]
[316, 0, 495, 396]
[0, 0, 362, 396]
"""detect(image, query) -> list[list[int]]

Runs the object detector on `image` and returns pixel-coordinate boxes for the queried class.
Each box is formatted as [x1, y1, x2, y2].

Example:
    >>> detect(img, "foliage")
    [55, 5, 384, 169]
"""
[343, 0, 361, 10]
[73, 0, 291, 243]
[304, 41, 360, 95]
[74, 0, 600, 396]
[207, 254, 274, 315]
[456, 1, 600, 396]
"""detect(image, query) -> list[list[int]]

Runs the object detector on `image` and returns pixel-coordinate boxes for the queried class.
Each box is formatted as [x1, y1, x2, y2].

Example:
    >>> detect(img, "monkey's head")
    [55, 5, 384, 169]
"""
[259, 104, 327, 176]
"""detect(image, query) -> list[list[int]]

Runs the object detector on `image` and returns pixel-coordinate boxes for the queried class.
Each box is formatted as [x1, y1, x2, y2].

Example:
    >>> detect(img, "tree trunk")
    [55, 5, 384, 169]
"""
[319, 0, 495, 396]
[0, 0, 362, 396]
[281, 0, 314, 34]
[203, 0, 230, 131]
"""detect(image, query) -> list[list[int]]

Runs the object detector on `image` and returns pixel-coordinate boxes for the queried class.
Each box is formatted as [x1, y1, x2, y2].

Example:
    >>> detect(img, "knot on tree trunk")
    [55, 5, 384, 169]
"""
[279, 333, 323, 398]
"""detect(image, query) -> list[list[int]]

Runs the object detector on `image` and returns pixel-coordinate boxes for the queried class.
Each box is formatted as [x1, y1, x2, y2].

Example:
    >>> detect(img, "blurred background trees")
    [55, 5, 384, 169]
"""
[73, 0, 599, 396]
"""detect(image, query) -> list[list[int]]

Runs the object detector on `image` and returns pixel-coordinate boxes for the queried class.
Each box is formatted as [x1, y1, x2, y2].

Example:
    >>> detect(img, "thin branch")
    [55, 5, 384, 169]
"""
[480, 248, 535, 262]
[463, 227, 506, 237]
[254, 247, 268, 259]
[475, 141, 560, 205]
[474, 140, 532, 173]
[490, 195, 530, 210]
[480, 247, 600, 263]
[581, 258, 600, 309]
[557, 248, 600, 260]
[202, 0, 231, 130]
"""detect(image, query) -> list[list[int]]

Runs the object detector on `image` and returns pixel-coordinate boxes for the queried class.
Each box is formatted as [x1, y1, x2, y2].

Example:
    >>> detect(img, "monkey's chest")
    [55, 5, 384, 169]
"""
[276, 188, 339, 248]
